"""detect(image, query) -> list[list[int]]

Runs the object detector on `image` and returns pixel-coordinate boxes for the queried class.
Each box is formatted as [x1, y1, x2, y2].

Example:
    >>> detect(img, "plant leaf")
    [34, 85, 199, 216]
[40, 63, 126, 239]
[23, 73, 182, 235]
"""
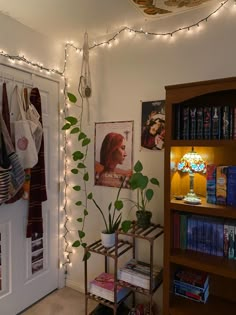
[121, 220, 132, 233]
[108, 202, 112, 211]
[62, 123, 71, 130]
[71, 168, 79, 174]
[72, 240, 80, 247]
[70, 127, 80, 134]
[78, 132, 86, 140]
[146, 188, 154, 201]
[72, 151, 84, 161]
[77, 163, 86, 168]
[84, 209, 88, 216]
[78, 230, 85, 238]
[75, 201, 82, 206]
[83, 251, 91, 261]
[82, 138, 91, 146]
[150, 178, 159, 186]
[114, 200, 123, 210]
[73, 185, 81, 191]
[134, 160, 143, 172]
[67, 92, 77, 103]
[87, 193, 93, 199]
[83, 172, 89, 181]
[77, 218, 83, 222]
[129, 172, 148, 190]
[65, 116, 78, 125]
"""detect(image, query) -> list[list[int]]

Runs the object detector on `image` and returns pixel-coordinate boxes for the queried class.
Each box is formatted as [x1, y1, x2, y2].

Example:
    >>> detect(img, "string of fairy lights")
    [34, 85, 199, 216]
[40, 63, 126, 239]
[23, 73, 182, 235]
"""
[0, 0, 234, 273]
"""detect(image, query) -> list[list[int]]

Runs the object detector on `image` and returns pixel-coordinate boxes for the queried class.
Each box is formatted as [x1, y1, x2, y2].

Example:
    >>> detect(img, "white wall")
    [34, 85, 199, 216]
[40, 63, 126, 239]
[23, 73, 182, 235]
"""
[0, 13, 64, 73]
[0, 2, 236, 314]
[66, 3, 236, 313]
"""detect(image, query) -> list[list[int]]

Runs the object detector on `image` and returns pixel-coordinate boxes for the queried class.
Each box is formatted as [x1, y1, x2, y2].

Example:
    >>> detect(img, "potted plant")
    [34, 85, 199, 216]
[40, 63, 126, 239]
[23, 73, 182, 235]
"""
[88, 177, 125, 248]
[122, 160, 160, 232]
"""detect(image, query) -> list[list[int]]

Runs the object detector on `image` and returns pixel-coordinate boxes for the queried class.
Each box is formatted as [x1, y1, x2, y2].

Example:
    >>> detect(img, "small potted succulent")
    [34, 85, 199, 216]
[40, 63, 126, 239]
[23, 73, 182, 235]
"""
[122, 160, 159, 232]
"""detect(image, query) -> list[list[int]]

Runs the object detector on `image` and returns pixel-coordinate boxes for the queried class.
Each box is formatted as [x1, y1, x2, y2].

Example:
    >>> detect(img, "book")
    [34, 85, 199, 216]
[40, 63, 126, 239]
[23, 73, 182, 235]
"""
[189, 106, 197, 140]
[234, 225, 236, 260]
[118, 259, 163, 290]
[175, 104, 181, 140]
[203, 106, 211, 139]
[215, 218, 224, 257]
[216, 166, 228, 205]
[227, 166, 236, 207]
[221, 105, 230, 139]
[206, 164, 217, 204]
[174, 282, 209, 303]
[211, 106, 221, 139]
[182, 105, 190, 140]
[196, 106, 204, 139]
[173, 212, 180, 249]
[89, 272, 130, 302]
[180, 213, 188, 250]
[233, 106, 236, 140]
[228, 224, 235, 259]
[223, 223, 229, 258]
[174, 268, 209, 292]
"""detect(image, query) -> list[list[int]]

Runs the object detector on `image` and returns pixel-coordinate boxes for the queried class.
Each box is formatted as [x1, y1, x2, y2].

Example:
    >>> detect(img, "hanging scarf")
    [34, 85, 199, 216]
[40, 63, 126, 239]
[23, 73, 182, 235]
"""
[26, 88, 47, 238]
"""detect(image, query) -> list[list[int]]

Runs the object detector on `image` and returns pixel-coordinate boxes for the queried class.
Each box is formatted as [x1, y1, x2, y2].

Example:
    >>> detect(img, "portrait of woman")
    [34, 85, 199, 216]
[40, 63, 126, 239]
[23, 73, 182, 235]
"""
[141, 100, 165, 151]
[95, 121, 133, 188]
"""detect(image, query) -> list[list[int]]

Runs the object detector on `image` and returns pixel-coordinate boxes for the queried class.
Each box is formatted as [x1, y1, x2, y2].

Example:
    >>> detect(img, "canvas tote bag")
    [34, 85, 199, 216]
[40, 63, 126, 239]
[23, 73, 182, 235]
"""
[10, 85, 38, 169]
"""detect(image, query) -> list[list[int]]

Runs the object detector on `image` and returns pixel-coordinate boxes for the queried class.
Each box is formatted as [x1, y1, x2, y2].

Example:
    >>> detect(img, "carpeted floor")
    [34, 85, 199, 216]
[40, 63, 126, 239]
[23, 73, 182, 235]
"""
[20, 287, 98, 315]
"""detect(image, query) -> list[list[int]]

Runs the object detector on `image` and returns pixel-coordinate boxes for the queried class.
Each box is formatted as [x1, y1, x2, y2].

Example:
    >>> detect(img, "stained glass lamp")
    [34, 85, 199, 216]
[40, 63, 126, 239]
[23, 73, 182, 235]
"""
[178, 147, 206, 204]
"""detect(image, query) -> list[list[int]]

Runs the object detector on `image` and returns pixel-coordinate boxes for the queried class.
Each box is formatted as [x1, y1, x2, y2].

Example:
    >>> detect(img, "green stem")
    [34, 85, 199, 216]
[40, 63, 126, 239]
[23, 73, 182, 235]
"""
[92, 198, 109, 231]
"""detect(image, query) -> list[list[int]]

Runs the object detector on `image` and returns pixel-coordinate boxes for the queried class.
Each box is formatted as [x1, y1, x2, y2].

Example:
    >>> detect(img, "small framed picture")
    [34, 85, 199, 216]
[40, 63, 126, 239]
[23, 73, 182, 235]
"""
[141, 100, 165, 151]
[95, 121, 134, 188]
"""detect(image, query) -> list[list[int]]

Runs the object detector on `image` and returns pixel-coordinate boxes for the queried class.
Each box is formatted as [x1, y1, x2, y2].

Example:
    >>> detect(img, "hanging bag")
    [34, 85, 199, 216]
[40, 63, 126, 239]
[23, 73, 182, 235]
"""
[22, 88, 43, 153]
[0, 114, 25, 200]
[10, 85, 38, 169]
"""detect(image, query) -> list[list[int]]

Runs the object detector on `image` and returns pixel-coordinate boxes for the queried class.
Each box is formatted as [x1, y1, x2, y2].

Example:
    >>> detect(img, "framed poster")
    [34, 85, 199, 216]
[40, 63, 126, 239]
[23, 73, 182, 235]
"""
[141, 100, 165, 151]
[95, 121, 133, 188]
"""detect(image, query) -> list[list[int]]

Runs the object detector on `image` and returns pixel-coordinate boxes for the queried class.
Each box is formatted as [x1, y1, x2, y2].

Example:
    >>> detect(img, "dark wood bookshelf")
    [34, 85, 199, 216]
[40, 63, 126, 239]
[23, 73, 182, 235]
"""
[164, 77, 236, 315]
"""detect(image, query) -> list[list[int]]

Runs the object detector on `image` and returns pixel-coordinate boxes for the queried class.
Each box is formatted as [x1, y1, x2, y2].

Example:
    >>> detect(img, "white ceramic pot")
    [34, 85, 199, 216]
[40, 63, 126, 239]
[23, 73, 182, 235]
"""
[101, 231, 115, 248]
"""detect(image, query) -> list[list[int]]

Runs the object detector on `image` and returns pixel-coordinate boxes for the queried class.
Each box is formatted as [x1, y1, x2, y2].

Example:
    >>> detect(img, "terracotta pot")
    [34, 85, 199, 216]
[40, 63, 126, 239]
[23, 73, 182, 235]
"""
[101, 231, 115, 248]
[136, 210, 152, 229]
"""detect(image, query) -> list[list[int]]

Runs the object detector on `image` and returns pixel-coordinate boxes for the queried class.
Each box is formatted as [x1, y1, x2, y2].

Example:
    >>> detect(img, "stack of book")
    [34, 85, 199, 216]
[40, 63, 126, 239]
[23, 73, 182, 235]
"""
[89, 272, 130, 302]
[118, 258, 163, 290]
[173, 268, 209, 304]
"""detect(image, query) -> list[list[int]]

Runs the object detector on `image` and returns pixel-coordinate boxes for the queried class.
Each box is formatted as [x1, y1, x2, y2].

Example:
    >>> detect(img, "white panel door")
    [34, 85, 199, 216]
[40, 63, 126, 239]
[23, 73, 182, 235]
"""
[0, 64, 61, 315]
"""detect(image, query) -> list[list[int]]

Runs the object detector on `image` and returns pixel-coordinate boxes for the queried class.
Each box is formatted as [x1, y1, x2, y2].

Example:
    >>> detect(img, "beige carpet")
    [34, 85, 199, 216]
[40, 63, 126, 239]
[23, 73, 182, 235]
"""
[20, 287, 98, 315]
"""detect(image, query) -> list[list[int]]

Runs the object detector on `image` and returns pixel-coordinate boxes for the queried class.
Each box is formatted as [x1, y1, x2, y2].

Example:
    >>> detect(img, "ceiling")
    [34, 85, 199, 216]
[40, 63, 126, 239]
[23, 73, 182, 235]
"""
[0, 0, 217, 44]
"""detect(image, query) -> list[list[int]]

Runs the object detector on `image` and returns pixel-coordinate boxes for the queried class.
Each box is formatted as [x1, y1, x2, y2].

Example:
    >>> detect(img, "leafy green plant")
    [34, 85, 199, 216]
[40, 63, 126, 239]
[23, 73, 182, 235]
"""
[121, 160, 159, 232]
[62, 92, 92, 260]
[90, 177, 124, 234]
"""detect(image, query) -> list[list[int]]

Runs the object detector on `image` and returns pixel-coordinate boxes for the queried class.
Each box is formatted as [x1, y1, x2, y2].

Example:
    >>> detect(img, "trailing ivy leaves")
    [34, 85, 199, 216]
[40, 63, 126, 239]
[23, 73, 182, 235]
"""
[62, 92, 92, 261]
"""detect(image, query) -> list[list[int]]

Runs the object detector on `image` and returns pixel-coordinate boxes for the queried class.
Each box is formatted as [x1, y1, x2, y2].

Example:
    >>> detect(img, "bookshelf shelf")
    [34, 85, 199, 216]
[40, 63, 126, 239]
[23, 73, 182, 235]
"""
[169, 199, 236, 219]
[170, 250, 236, 279]
[164, 77, 236, 315]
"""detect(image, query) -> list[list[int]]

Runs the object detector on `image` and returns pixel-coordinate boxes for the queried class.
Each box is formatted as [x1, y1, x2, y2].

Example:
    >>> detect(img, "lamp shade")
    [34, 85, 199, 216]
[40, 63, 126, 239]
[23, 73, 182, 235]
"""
[178, 148, 206, 174]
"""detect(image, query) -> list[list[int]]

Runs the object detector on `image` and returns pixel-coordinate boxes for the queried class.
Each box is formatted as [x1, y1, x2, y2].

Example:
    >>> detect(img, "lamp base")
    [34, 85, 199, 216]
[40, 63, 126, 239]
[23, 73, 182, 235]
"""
[183, 191, 201, 204]
[184, 194, 201, 205]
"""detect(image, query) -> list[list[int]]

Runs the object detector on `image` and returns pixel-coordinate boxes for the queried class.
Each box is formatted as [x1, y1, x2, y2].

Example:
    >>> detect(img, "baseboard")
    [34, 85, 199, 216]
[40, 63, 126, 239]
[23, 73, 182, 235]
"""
[66, 279, 85, 293]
